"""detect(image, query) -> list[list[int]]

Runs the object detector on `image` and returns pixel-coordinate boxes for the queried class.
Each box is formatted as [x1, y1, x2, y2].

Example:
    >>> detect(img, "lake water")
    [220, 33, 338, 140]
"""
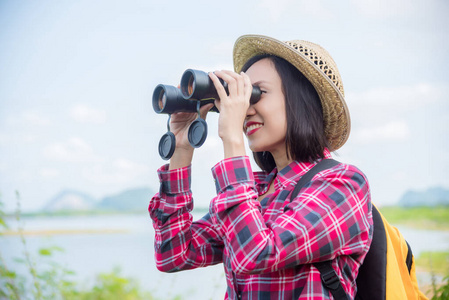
[1, 213, 448, 299]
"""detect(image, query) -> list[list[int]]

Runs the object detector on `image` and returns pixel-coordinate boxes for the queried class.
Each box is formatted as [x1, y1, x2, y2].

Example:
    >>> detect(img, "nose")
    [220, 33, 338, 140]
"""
[246, 104, 256, 117]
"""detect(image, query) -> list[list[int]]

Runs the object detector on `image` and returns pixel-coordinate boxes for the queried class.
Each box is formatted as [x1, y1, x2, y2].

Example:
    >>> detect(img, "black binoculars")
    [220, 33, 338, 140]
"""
[153, 69, 261, 114]
[153, 69, 262, 160]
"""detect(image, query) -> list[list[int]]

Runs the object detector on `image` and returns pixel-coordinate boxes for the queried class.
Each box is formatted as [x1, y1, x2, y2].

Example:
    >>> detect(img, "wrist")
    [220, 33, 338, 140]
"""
[169, 147, 194, 170]
[222, 135, 246, 159]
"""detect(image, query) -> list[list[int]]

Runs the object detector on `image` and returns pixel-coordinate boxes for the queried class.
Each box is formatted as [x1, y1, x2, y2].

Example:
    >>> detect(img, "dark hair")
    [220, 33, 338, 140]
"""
[241, 54, 329, 172]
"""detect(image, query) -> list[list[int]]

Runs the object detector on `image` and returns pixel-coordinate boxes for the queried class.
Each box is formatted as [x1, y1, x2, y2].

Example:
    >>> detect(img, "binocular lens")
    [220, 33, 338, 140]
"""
[158, 89, 167, 111]
[187, 76, 195, 98]
[180, 71, 197, 99]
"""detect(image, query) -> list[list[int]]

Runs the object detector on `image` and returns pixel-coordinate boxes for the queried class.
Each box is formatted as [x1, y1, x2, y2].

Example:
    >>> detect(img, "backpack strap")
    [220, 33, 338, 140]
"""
[355, 206, 387, 300]
[315, 261, 350, 300]
[289, 159, 340, 201]
[405, 241, 413, 273]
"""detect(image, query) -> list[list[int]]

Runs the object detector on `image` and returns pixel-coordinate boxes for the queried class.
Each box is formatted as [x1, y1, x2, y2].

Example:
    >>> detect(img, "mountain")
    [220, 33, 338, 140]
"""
[398, 186, 449, 207]
[43, 190, 97, 212]
[42, 187, 154, 213]
[97, 187, 154, 212]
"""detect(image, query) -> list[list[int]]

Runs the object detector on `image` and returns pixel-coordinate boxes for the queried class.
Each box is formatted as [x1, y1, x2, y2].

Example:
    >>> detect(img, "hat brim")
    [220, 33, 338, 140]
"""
[233, 34, 350, 151]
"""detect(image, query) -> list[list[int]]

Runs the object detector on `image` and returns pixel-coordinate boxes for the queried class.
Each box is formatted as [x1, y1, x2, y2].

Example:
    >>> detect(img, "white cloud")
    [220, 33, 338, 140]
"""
[345, 82, 448, 131]
[0, 133, 7, 146]
[6, 111, 52, 127]
[350, 0, 415, 18]
[346, 83, 444, 109]
[43, 137, 100, 162]
[70, 104, 107, 124]
[258, 0, 332, 23]
[352, 120, 411, 144]
[40, 168, 60, 178]
[83, 158, 149, 185]
[208, 41, 234, 59]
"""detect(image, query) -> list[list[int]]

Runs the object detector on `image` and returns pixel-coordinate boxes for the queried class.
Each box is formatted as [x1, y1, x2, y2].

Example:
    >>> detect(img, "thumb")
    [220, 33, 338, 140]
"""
[199, 103, 215, 120]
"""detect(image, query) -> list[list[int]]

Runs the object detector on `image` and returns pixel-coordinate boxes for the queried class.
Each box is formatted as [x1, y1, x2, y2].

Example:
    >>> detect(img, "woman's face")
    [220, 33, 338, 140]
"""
[244, 58, 287, 155]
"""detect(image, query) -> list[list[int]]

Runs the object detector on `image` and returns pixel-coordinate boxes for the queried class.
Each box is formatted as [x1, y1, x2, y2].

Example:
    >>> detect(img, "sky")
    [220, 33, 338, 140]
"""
[0, 0, 448, 212]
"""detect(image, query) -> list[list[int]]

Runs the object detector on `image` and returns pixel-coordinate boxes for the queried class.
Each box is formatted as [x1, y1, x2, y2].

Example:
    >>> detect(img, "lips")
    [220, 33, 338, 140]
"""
[245, 121, 263, 136]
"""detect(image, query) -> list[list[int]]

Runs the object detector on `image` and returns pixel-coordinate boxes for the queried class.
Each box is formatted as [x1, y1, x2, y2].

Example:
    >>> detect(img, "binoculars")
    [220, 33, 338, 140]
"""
[153, 69, 262, 160]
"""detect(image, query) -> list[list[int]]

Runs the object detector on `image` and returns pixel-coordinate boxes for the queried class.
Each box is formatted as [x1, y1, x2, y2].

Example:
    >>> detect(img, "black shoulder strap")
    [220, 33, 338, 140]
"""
[315, 261, 350, 300]
[355, 206, 387, 300]
[289, 159, 340, 202]
[405, 241, 413, 273]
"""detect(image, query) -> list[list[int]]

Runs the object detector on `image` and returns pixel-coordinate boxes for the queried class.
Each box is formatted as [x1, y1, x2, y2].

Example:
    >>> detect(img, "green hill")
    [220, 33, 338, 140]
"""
[97, 187, 154, 212]
[398, 186, 449, 207]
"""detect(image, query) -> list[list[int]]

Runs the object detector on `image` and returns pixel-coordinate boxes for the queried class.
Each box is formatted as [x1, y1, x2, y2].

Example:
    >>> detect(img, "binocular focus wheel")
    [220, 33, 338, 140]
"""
[158, 132, 176, 160]
[188, 118, 208, 148]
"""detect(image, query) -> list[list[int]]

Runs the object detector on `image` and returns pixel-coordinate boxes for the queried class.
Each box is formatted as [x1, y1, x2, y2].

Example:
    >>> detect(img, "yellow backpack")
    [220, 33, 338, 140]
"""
[378, 207, 427, 299]
[290, 159, 428, 299]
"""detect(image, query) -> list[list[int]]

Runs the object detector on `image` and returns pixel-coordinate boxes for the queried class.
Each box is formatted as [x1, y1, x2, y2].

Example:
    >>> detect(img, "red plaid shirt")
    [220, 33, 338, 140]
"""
[149, 150, 372, 299]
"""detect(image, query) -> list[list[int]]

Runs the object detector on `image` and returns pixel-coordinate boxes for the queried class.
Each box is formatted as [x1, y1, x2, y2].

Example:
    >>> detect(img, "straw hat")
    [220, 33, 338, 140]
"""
[233, 34, 350, 151]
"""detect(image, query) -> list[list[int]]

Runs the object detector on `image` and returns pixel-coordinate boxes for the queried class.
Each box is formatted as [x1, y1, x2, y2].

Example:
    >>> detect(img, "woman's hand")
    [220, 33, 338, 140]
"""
[209, 70, 252, 158]
[168, 103, 214, 170]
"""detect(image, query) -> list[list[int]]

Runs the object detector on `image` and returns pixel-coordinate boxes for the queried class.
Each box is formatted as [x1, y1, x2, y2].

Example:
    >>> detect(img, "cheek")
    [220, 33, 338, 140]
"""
[273, 121, 288, 141]
[268, 111, 287, 136]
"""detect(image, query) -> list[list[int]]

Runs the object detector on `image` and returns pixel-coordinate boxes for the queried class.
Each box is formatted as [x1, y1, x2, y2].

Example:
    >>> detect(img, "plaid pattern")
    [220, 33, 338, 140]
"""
[149, 150, 372, 299]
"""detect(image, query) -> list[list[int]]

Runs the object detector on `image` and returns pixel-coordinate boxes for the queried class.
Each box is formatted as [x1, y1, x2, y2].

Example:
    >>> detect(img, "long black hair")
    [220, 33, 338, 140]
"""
[241, 54, 329, 172]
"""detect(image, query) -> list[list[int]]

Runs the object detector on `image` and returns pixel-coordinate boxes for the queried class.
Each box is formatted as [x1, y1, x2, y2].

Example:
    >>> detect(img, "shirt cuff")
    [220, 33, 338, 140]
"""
[158, 164, 191, 195]
[211, 156, 254, 194]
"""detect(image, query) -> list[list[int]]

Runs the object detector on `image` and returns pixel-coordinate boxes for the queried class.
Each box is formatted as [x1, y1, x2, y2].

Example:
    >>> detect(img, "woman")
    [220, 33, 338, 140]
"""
[149, 35, 373, 299]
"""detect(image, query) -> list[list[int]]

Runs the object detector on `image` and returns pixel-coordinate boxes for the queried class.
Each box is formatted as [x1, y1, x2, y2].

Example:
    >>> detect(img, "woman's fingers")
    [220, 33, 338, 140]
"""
[209, 70, 249, 105]
[208, 72, 228, 102]
[215, 70, 239, 98]
[241, 71, 253, 99]
[199, 103, 214, 120]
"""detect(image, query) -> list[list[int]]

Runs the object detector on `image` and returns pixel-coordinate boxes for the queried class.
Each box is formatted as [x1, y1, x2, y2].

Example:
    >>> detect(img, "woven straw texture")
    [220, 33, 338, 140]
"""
[233, 35, 350, 151]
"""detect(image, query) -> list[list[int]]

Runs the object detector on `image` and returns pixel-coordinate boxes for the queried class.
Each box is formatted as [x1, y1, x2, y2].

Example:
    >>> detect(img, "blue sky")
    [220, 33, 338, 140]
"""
[0, 0, 448, 212]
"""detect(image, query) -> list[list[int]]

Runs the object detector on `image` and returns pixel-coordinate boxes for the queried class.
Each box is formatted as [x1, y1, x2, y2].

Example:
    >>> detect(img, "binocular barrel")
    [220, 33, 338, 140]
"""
[153, 84, 197, 114]
[180, 69, 262, 104]
[153, 69, 262, 115]
[152, 84, 216, 114]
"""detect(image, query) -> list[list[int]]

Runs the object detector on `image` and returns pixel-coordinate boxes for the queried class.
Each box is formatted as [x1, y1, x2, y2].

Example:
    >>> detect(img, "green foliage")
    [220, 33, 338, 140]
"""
[379, 206, 449, 230]
[432, 275, 449, 300]
[0, 197, 7, 230]
[62, 268, 155, 300]
[0, 192, 178, 300]
[416, 251, 449, 275]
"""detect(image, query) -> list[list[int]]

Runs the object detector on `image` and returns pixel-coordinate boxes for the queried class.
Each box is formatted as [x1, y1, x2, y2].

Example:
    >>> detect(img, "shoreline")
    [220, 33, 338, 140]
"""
[1, 228, 129, 236]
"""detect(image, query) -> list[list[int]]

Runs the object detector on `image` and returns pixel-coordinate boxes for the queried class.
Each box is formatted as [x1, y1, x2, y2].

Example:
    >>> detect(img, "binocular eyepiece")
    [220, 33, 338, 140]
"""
[153, 69, 262, 160]
[153, 69, 261, 114]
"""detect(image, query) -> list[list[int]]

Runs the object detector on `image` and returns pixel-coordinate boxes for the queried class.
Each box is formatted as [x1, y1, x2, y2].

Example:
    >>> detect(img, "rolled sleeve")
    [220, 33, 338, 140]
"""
[158, 164, 192, 195]
[149, 164, 193, 227]
[212, 156, 255, 193]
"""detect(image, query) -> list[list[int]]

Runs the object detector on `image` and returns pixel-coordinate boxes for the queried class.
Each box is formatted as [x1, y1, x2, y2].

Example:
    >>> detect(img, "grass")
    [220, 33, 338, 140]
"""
[379, 206, 449, 230]
[415, 251, 449, 299]
[415, 251, 449, 275]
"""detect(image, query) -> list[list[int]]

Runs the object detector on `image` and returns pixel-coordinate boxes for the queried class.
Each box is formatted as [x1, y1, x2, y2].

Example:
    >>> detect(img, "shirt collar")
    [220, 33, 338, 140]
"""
[255, 149, 333, 192]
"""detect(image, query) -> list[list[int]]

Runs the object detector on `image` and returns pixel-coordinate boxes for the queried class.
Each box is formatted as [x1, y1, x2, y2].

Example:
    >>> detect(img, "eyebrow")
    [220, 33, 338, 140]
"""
[252, 80, 270, 86]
